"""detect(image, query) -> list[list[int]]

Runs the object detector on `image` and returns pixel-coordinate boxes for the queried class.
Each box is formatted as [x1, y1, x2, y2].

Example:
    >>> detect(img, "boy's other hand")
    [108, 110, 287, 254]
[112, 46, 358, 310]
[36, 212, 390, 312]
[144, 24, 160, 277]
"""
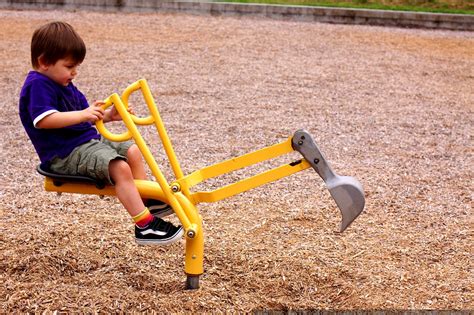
[104, 102, 135, 122]
[106, 103, 121, 122]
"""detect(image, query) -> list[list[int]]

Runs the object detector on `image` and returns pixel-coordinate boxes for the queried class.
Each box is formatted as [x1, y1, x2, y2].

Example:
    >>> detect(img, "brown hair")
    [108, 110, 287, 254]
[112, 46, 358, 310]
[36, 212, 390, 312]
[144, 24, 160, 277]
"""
[31, 21, 86, 69]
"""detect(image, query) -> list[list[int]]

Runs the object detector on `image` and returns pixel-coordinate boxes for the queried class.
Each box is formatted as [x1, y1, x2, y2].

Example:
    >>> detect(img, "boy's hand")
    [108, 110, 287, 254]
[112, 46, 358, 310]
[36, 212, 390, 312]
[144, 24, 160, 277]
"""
[82, 101, 105, 123]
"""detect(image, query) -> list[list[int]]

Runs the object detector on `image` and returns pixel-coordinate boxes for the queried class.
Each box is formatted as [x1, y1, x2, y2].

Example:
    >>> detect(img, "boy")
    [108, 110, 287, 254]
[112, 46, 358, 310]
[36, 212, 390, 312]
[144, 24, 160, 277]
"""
[19, 21, 183, 245]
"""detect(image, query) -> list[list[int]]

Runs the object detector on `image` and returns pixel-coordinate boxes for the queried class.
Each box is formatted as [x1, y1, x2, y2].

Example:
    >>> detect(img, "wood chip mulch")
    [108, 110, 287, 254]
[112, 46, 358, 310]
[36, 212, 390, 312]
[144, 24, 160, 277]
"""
[0, 9, 472, 312]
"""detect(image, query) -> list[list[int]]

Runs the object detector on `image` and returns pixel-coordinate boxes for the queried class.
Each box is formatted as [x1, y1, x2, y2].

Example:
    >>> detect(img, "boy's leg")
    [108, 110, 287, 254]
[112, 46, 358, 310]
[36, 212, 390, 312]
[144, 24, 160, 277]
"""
[103, 138, 173, 218]
[124, 144, 173, 217]
[109, 158, 183, 245]
[51, 139, 182, 245]
[109, 159, 145, 217]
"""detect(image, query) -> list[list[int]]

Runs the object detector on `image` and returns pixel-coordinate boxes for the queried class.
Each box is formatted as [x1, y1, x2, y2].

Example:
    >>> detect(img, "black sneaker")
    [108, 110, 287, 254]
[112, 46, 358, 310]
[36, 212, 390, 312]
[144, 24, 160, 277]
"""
[135, 217, 183, 246]
[146, 199, 173, 218]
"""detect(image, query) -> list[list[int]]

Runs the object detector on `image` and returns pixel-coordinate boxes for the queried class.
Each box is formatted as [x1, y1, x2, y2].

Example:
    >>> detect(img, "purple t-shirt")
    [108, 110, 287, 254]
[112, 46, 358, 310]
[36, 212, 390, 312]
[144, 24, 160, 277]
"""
[19, 71, 100, 164]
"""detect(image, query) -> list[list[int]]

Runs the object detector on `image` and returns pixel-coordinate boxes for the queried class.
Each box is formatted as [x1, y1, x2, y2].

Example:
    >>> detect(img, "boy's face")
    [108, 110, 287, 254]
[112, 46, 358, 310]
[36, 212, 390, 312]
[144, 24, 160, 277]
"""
[37, 57, 80, 86]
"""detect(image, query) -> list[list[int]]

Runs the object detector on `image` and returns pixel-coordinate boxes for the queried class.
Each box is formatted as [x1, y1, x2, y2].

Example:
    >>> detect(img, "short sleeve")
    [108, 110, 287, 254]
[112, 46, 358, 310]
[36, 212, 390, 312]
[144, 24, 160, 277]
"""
[28, 80, 59, 128]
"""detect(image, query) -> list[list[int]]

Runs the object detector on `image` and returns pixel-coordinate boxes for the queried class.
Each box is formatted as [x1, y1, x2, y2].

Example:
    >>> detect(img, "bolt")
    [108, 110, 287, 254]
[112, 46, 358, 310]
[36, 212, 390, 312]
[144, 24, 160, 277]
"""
[298, 140, 304, 145]
[314, 158, 320, 164]
[171, 184, 180, 192]
[187, 230, 195, 238]
[300, 135, 305, 140]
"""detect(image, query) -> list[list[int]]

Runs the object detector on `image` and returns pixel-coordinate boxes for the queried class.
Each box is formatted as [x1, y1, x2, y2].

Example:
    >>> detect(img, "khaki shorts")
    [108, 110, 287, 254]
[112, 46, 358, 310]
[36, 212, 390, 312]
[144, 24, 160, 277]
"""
[49, 138, 133, 185]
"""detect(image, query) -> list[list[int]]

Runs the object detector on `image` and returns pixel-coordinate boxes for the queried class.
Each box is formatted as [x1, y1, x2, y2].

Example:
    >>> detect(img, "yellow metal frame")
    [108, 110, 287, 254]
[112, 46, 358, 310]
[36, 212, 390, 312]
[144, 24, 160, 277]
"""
[43, 79, 312, 279]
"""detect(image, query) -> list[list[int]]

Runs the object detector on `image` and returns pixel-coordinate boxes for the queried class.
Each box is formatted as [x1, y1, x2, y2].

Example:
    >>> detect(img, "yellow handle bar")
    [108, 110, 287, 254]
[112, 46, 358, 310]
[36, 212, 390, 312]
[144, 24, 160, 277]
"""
[121, 80, 155, 126]
[95, 93, 133, 142]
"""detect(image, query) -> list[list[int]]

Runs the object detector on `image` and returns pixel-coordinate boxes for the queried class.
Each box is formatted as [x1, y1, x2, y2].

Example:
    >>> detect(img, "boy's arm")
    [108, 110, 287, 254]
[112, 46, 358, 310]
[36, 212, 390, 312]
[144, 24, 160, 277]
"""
[36, 102, 105, 129]
[37, 100, 130, 128]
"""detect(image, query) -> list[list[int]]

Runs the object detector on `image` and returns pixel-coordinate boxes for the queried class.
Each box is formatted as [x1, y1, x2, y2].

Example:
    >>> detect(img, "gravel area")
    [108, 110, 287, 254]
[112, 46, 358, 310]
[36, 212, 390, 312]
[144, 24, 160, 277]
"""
[0, 9, 472, 312]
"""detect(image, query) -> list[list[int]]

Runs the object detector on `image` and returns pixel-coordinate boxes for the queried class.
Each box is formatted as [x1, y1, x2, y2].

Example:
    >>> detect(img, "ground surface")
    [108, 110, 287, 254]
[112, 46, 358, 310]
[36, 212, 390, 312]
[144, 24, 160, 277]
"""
[0, 9, 472, 312]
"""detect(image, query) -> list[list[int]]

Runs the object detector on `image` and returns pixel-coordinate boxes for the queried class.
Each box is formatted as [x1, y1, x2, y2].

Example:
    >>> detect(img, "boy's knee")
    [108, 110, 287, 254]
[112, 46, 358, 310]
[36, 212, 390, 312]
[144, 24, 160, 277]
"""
[127, 144, 141, 160]
[109, 159, 133, 180]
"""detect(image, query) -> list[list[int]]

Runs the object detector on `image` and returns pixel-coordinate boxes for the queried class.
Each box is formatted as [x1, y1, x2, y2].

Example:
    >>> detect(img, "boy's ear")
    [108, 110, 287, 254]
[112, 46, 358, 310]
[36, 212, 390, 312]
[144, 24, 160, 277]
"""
[37, 55, 50, 70]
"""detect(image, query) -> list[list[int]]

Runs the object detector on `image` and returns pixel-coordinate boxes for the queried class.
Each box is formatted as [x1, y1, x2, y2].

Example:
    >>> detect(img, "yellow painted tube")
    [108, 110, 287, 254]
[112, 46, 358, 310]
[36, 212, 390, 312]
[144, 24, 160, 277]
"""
[95, 94, 133, 142]
[191, 159, 311, 203]
[121, 80, 155, 126]
[179, 137, 295, 189]
[138, 80, 186, 182]
[174, 137, 310, 204]
[175, 192, 204, 276]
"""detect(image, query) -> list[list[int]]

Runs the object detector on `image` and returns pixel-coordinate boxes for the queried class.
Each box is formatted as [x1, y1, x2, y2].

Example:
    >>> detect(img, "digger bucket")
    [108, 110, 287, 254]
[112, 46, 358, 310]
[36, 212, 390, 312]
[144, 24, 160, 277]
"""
[292, 130, 365, 232]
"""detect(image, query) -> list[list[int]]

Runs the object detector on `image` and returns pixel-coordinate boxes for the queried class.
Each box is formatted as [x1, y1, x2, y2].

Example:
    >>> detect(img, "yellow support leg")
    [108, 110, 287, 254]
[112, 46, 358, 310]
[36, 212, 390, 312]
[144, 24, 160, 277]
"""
[175, 192, 204, 289]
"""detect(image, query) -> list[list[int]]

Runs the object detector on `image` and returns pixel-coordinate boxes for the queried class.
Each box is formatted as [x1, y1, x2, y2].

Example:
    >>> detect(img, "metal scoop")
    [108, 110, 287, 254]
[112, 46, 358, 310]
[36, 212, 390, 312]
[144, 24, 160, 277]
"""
[292, 130, 365, 232]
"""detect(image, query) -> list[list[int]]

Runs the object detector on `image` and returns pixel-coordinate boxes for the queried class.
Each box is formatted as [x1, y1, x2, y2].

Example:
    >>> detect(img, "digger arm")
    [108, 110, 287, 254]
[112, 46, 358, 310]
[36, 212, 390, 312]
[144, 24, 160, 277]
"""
[175, 137, 311, 204]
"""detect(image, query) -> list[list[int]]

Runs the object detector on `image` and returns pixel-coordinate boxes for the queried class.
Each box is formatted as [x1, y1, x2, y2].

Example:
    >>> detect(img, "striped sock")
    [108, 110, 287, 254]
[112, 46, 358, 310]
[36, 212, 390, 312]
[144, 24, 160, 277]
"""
[133, 207, 154, 228]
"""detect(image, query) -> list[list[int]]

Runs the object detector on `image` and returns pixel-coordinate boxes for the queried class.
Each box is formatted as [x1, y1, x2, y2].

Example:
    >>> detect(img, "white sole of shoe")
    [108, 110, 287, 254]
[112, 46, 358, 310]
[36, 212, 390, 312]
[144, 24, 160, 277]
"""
[135, 227, 184, 246]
